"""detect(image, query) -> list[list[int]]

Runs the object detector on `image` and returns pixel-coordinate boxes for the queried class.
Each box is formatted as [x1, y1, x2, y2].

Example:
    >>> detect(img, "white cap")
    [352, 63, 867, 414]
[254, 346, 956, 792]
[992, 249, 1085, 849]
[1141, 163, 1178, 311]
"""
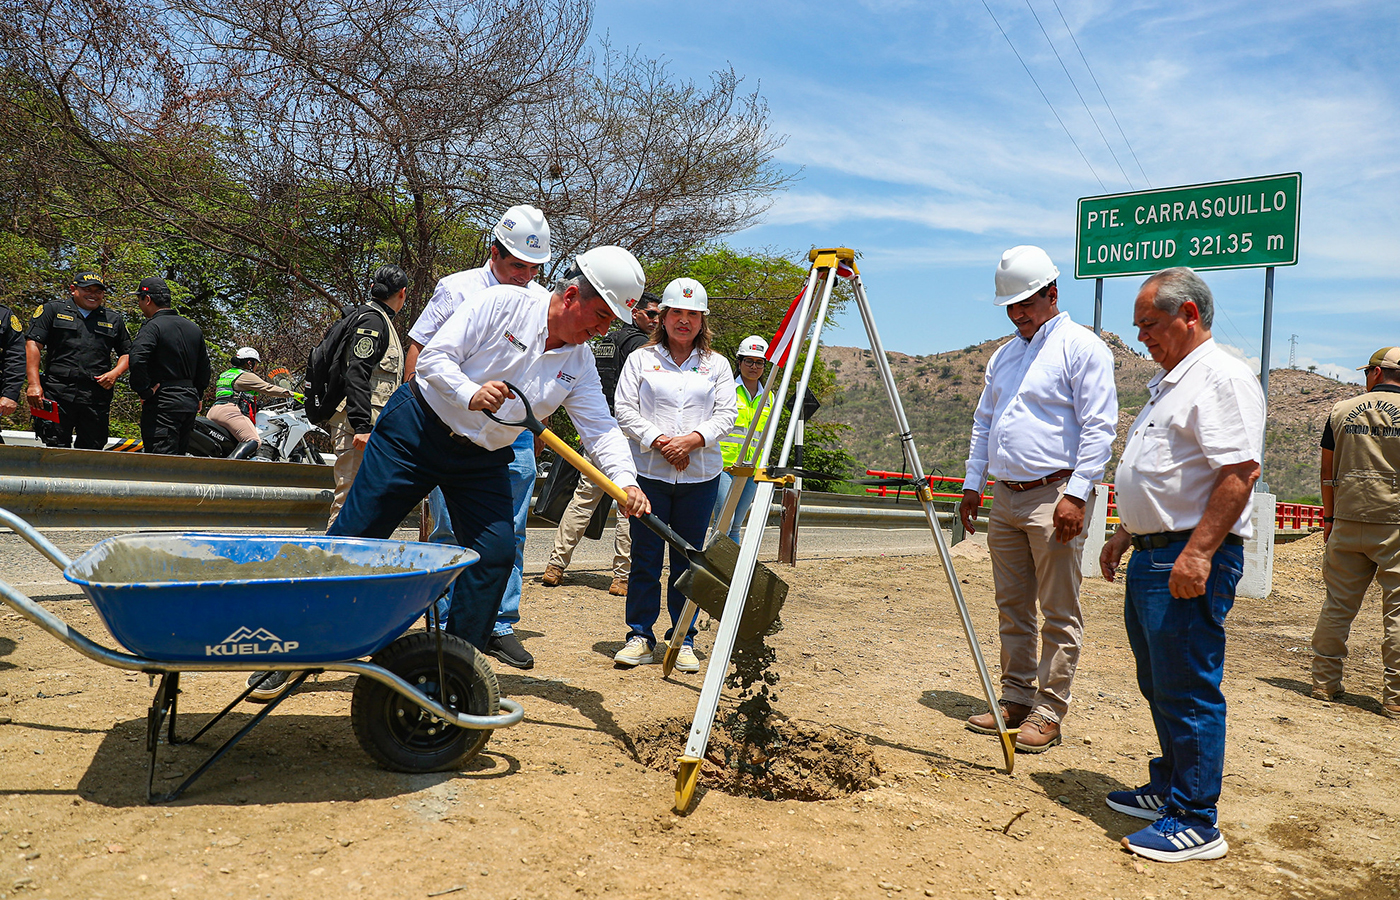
[994, 245, 1059, 306]
[659, 277, 708, 313]
[737, 335, 768, 358]
[572, 246, 646, 319]
[493, 204, 551, 265]
[234, 346, 261, 363]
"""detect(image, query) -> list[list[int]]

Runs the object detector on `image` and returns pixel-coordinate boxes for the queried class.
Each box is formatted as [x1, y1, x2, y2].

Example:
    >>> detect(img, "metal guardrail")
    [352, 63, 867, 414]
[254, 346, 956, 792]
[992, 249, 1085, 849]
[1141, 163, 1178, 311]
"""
[0, 445, 334, 529]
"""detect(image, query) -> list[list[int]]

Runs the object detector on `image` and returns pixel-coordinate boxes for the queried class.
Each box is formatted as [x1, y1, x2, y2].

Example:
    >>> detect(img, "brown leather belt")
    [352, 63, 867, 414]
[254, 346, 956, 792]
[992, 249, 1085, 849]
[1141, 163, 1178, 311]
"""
[999, 469, 1074, 492]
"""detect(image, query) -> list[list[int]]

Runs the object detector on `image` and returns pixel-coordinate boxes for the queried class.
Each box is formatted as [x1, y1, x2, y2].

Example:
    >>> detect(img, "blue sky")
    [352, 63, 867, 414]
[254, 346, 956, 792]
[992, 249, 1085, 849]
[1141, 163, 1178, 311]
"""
[594, 1, 1399, 382]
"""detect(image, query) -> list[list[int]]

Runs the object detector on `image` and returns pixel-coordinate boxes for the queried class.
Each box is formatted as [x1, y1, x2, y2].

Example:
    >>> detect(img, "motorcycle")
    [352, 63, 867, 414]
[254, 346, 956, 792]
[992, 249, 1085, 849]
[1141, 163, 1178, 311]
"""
[187, 368, 329, 464]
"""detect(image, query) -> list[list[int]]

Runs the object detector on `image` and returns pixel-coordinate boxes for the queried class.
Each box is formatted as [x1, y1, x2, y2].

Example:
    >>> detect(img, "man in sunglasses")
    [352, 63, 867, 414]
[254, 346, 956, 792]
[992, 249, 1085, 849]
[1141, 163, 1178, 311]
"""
[540, 291, 662, 595]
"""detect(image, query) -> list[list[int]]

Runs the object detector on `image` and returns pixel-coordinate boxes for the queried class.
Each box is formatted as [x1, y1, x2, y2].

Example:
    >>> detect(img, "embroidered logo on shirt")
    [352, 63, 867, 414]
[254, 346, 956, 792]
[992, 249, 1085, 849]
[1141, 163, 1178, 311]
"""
[9, 314, 18, 331]
[56, 313, 74, 321]
[32, 306, 43, 318]
[96, 320, 114, 330]
[557, 370, 575, 384]
[353, 336, 376, 359]
[504, 330, 527, 352]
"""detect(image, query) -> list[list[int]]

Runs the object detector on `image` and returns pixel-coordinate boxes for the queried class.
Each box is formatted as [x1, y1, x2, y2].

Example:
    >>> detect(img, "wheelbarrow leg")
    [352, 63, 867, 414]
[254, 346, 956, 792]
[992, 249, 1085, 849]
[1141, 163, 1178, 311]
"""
[146, 671, 314, 804]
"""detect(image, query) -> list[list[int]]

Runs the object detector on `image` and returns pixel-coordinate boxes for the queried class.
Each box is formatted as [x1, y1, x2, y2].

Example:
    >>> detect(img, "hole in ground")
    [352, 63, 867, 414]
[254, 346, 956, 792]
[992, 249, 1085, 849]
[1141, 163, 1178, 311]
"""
[632, 715, 879, 801]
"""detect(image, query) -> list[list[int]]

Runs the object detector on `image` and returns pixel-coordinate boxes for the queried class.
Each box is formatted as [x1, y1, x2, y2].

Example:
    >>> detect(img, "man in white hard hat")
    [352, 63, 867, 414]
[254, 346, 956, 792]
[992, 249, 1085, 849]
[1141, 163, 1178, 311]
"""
[540, 291, 662, 595]
[711, 335, 772, 542]
[327, 246, 652, 660]
[404, 205, 552, 669]
[960, 245, 1118, 753]
[1309, 346, 1400, 719]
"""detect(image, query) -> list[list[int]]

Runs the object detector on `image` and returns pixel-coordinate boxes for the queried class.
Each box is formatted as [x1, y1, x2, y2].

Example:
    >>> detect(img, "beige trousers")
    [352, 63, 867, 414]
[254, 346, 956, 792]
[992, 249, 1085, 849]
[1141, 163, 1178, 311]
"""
[1312, 519, 1400, 705]
[207, 402, 259, 443]
[986, 479, 1094, 723]
[548, 472, 631, 580]
[327, 412, 360, 529]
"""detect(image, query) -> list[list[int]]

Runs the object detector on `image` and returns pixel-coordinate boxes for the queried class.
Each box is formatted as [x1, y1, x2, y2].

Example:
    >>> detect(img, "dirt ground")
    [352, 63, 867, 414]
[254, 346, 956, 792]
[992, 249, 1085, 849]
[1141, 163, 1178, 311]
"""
[2, 528, 1398, 900]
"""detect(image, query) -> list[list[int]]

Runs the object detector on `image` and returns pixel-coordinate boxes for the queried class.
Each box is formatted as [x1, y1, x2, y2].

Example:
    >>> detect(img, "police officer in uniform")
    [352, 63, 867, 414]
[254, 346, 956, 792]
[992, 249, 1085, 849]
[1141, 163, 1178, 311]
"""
[0, 299, 25, 441]
[1311, 346, 1400, 719]
[326, 264, 407, 527]
[25, 271, 131, 449]
[540, 291, 661, 595]
[128, 277, 211, 455]
[207, 347, 297, 456]
[711, 335, 773, 543]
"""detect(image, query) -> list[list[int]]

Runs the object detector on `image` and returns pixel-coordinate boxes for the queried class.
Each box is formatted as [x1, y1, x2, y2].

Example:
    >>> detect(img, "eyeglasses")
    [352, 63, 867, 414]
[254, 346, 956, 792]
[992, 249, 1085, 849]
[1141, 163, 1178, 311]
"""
[740, 357, 765, 365]
[638, 309, 660, 319]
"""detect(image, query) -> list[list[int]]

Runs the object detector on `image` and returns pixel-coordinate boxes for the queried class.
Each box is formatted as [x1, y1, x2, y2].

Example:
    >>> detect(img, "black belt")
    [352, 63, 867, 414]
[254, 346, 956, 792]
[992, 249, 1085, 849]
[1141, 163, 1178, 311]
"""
[1131, 530, 1245, 551]
[411, 378, 474, 446]
[159, 379, 196, 387]
[1000, 469, 1074, 492]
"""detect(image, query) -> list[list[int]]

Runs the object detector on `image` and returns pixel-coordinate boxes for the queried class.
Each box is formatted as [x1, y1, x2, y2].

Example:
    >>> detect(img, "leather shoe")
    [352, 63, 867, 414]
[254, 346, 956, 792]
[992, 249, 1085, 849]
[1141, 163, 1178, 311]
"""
[1014, 712, 1062, 752]
[966, 700, 1031, 735]
[541, 564, 564, 587]
[485, 632, 534, 670]
[1383, 704, 1400, 720]
[608, 577, 628, 597]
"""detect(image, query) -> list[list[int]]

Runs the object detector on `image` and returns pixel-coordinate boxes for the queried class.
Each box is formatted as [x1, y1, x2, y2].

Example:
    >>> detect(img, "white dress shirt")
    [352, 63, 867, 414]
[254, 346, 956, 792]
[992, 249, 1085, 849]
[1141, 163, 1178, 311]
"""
[1114, 339, 1264, 538]
[415, 284, 638, 489]
[408, 265, 548, 346]
[964, 312, 1118, 501]
[615, 344, 738, 483]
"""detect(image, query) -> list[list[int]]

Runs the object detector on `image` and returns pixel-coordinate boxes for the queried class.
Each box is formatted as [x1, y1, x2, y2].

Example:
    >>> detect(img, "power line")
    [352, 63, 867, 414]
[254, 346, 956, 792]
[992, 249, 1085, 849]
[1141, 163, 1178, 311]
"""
[1049, 0, 1151, 187]
[1022, 0, 1133, 189]
[979, 0, 1106, 191]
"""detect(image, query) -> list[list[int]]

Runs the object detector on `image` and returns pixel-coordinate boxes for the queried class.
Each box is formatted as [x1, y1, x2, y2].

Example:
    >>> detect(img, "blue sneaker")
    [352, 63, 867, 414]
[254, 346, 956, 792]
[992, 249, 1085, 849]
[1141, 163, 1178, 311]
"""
[1106, 785, 1166, 820]
[1121, 814, 1228, 863]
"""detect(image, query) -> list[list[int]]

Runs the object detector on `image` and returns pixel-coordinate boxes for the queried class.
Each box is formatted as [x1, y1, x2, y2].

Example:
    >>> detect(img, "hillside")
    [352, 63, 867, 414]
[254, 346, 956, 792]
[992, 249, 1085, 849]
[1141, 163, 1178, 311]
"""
[820, 332, 1355, 502]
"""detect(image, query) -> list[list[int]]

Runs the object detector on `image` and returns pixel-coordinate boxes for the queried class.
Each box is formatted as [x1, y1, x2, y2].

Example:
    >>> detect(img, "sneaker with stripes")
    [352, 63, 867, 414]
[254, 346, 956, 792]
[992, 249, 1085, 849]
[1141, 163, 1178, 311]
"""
[1121, 814, 1228, 863]
[1105, 785, 1166, 820]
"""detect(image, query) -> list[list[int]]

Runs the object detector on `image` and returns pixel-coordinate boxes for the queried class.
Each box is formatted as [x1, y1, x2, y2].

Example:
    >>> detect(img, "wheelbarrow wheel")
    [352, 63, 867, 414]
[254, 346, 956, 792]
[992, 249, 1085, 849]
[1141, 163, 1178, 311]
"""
[351, 631, 500, 773]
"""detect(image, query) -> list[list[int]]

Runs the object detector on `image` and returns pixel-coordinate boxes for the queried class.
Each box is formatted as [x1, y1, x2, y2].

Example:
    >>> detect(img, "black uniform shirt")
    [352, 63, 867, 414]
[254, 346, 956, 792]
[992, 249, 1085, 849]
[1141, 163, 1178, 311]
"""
[26, 298, 131, 401]
[593, 322, 650, 413]
[128, 309, 211, 400]
[0, 304, 24, 402]
[341, 299, 397, 434]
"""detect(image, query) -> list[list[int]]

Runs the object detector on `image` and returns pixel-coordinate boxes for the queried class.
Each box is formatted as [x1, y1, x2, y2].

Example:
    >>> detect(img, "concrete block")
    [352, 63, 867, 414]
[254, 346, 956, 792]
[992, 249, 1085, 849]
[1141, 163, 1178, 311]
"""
[1239, 492, 1276, 599]
[1079, 484, 1109, 578]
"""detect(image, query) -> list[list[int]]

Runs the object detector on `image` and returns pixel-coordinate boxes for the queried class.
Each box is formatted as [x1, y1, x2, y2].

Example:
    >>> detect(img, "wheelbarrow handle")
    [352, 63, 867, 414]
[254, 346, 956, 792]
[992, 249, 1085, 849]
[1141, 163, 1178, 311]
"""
[482, 383, 698, 557]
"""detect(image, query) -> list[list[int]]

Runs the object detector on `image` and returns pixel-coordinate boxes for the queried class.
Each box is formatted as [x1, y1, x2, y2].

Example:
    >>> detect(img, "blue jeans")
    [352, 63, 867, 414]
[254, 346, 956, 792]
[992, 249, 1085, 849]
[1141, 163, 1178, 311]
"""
[1124, 540, 1244, 827]
[627, 475, 719, 647]
[327, 384, 514, 651]
[711, 470, 759, 543]
[425, 431, 534, 636]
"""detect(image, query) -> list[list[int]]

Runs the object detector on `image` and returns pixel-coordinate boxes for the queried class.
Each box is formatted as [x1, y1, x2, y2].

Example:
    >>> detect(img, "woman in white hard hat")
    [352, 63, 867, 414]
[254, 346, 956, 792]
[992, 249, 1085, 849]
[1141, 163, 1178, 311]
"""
[611, 278, 738, 673]
[711, 335, 772, 542]
[206, 346, 295, 449]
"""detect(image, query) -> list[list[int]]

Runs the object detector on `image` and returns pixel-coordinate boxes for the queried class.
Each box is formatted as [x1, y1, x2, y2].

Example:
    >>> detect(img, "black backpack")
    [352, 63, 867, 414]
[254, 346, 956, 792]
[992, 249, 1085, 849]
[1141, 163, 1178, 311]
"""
[303, 306, 370, 424]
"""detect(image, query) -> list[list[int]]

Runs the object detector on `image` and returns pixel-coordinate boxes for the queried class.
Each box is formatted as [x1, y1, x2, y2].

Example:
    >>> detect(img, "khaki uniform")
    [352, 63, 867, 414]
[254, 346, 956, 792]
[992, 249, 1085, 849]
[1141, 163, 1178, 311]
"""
[328, 307, 403, 526]
[1311, 387, 1400, 705]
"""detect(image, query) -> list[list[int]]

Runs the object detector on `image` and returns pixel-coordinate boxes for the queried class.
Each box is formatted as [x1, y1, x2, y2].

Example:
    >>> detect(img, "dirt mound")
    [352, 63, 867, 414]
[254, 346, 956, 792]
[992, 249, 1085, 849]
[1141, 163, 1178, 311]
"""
[631, 716, 879, 802]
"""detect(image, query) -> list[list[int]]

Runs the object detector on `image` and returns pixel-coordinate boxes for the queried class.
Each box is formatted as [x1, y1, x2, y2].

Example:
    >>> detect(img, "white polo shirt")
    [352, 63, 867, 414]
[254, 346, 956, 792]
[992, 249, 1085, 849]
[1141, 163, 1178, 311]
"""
[408, 265, 548, 347]
[1114, 339, 1264, 538]
[964, 312, 1118, 501]
[614, 344, 738, 483]
[414, 284, 638, 489]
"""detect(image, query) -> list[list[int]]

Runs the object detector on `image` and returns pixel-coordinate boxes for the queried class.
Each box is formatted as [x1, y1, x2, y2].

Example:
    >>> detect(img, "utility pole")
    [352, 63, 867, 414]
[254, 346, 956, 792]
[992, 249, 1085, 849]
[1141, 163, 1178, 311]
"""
[1288, 333, 1299, 369]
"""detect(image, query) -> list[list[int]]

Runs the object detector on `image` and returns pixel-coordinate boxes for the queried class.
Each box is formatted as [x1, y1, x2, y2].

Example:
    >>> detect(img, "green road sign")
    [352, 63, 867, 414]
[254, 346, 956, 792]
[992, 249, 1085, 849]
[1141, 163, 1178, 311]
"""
[1075, 173, 1300, 279]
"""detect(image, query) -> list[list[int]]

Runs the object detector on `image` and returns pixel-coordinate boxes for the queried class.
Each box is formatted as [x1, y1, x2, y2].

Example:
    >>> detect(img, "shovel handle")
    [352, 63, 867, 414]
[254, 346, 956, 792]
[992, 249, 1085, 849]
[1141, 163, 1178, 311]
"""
[483, 383, 698, 556]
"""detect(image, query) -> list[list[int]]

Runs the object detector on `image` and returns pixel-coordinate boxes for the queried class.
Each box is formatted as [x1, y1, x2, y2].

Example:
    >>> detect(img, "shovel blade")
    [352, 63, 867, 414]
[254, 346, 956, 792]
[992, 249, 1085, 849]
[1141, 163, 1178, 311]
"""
[675, 535, 787, 642]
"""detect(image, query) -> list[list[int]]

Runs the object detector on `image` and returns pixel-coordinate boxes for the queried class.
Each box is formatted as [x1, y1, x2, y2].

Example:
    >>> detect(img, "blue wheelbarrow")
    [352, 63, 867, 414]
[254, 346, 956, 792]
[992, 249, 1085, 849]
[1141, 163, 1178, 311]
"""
[0, 508, 523, 803]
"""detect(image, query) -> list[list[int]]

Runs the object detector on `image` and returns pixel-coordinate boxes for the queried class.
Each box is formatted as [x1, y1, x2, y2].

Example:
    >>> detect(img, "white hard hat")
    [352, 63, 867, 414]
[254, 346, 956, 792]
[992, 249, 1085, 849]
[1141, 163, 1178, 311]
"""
[659, 277, 709, 313]
[994, 245, 1060, 306]
[493, 204, 551, 265]
[737, 335, 768, 358]
[573, 246, 646, 319]
[234, 346, 261, 363]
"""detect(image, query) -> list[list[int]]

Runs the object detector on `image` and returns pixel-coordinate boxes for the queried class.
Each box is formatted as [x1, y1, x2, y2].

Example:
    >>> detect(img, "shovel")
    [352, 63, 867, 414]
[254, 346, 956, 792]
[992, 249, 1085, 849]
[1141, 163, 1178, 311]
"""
[483, 383, 788, 652]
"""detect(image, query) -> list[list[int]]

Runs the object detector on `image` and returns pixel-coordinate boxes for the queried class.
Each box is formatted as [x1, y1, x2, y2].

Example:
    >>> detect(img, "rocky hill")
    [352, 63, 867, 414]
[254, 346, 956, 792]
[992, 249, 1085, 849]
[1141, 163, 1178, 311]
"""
[820, 332, 1355, 502]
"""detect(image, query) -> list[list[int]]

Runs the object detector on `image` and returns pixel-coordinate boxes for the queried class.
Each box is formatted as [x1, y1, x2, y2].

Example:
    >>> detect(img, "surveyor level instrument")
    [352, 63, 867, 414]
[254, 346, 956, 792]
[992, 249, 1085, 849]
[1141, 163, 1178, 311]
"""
[482, 385, 788, 632]
[668, 248, 1016, 812]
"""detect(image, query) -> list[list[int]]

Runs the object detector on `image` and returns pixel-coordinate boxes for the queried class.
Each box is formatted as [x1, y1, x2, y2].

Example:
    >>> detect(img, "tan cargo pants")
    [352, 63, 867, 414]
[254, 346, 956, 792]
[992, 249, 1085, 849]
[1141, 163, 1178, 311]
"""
[327, 411, 360, 529]
[548, 473, 631, 581]
[986, 479, 1094, 723]
[1311, 519, 1400, 705]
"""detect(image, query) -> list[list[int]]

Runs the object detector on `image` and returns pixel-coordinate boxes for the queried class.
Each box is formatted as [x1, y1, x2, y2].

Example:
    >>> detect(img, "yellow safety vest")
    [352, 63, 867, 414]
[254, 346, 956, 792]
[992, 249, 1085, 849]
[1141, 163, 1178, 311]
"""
[720, 381, 770, 467]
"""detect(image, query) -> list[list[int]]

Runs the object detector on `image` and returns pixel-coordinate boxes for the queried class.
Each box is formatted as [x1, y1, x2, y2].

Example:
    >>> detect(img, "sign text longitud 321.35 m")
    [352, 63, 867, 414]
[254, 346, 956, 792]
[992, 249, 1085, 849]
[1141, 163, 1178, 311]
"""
[1075, 173, 1301, 279]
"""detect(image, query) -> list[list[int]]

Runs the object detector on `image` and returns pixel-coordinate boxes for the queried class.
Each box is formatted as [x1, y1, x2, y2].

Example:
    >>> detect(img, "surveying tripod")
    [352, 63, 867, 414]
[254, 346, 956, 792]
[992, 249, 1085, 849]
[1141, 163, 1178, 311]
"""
[670, 248, 1015, 812]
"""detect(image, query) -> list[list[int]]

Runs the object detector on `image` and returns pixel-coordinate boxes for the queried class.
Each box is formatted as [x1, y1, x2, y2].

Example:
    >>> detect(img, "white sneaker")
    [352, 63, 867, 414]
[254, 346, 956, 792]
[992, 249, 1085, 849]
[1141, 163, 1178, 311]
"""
[674, 644, 700, 673]
[613, 636, 653, 667]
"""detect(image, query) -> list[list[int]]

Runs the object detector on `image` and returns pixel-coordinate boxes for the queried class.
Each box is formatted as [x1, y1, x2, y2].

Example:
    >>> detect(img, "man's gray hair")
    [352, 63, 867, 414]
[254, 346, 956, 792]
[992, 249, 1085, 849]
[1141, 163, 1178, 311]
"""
[553, 271, 600, 302]
[1141, 266, 1214, 329]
